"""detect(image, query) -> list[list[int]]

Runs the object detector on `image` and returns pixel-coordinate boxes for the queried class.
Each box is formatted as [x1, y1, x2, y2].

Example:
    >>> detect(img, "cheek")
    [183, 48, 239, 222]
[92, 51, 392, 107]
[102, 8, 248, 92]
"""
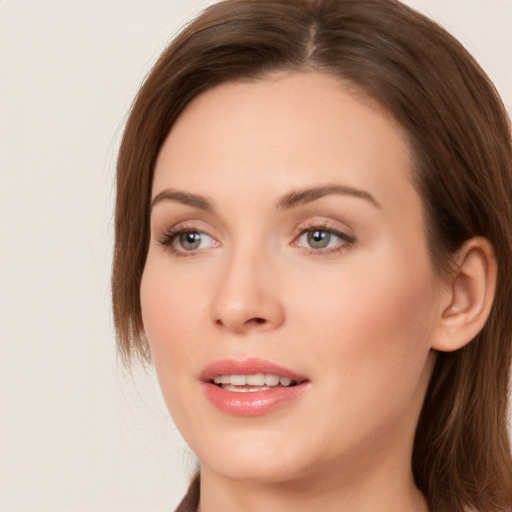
[298, 255, 435, 338]
[140, 263, 205, 429]
[140, 262, 203, 368]
[140, 268, 170, 357]
[291, 247, 438, 403]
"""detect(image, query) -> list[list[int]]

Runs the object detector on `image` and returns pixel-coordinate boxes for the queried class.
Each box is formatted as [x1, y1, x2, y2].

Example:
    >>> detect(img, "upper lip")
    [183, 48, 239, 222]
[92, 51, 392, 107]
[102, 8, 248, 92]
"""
[199, 357, 308, 383]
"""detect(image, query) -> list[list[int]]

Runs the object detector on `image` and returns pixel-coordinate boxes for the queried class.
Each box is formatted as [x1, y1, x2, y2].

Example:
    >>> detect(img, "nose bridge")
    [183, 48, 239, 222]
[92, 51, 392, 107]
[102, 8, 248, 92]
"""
[211, 237, 284, 333]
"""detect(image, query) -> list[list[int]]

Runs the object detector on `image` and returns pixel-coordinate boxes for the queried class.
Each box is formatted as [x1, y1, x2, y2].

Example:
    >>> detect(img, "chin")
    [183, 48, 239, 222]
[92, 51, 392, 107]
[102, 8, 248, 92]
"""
[206, 456, 307, 485]
[192, 428, 314, 484]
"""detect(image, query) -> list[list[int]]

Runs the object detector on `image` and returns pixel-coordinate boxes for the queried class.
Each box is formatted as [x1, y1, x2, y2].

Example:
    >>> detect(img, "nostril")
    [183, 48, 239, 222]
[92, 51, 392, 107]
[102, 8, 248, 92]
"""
[214, 317, 267, 329]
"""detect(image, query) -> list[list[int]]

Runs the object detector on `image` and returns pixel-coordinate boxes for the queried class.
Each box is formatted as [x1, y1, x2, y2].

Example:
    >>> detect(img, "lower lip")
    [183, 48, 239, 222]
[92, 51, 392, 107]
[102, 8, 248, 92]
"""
[203, 382, 308, 416]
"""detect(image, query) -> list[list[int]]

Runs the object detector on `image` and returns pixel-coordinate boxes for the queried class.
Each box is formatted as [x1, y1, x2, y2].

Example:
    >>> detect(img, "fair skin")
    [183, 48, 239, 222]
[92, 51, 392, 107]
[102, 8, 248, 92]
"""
[140, 72, 496, 512]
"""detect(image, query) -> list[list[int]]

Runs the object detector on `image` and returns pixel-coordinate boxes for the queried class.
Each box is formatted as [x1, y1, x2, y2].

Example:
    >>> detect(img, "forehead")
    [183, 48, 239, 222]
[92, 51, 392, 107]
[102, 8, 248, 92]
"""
[153, 71, 417, 214]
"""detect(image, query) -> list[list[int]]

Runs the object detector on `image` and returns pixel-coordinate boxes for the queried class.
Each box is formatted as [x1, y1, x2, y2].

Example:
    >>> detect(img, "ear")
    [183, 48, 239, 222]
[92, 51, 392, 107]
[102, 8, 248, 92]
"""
[432, 237, 497, 352]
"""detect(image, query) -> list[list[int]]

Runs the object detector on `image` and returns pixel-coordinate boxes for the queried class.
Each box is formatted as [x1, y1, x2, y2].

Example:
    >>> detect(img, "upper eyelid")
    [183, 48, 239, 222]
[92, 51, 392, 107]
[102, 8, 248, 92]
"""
[160, 225, 217, 243]
[293, 218, 353, 236]
[294, 228, 354, 244]
[151, 211, 226, 237]
[155, 219, 217, 236]
[154, 217, 354, 244]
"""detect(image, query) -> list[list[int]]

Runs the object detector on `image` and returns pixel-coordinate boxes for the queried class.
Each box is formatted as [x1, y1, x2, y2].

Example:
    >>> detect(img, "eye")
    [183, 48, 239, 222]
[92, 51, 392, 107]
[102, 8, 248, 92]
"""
[176, 231, 212, 251]
[295, 227, 354, 252]
[159, 229, 217, 255]
[303, 230, 335, 249]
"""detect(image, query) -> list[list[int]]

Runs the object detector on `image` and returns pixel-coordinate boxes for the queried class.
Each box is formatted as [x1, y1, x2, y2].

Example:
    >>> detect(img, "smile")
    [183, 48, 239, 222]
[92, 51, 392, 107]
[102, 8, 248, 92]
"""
[201, 359, 309, 416]
[212, 373, 295, 391]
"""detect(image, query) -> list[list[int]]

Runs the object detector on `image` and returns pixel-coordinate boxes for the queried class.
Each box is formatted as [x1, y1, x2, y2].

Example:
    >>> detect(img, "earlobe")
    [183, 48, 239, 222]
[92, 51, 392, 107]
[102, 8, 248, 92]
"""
[432, 237, 497, 352]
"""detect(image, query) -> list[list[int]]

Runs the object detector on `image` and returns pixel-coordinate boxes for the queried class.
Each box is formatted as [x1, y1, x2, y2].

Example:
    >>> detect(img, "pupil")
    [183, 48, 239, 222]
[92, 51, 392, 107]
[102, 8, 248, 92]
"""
[181, 232, 201, 250]
[308, 230, 330, 248]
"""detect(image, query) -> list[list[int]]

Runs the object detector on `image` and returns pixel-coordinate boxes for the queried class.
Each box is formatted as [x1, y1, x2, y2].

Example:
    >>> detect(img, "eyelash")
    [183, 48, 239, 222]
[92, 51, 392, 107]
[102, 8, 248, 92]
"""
[292, 221, 356, 256]
[157, 224, 217, 257]
[157, 222, 355, 257]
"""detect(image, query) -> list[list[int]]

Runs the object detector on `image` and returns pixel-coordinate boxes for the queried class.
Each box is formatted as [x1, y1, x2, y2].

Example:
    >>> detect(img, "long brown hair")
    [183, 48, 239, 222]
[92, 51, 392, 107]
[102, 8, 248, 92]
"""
[112, 1, 512, 510]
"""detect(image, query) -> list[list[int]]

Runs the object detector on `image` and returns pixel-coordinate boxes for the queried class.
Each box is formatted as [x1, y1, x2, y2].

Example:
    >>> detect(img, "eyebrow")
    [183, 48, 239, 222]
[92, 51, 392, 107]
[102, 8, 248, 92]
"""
[276, 184, 380, 210]
[151, 189, 213, 211]
[150, 184, 380, 212]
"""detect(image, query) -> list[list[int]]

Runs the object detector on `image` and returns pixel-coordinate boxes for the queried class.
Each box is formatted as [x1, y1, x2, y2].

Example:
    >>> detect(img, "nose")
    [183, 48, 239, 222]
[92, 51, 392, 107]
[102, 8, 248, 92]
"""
[210, 247, 285, 334]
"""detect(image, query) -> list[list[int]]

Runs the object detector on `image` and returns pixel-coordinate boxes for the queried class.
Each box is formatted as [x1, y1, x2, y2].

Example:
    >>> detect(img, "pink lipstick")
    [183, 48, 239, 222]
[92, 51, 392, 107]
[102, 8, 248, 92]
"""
[200, 358, 309, 416]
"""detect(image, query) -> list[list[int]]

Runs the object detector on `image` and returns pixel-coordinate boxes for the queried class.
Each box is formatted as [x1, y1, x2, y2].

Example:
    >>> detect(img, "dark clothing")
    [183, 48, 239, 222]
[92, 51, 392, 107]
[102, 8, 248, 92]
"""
[175, 475, 200, 512]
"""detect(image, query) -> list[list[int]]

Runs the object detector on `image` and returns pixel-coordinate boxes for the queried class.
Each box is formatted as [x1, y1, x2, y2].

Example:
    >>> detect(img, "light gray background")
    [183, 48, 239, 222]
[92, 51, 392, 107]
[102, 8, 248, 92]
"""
[0, 1, 511, 511]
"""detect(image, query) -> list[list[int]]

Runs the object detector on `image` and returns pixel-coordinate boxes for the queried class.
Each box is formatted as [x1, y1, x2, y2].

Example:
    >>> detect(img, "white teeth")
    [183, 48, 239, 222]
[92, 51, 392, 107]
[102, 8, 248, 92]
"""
[246, 373, 265, 386]
[213, 373, 294, 387]
[222, 385, 270, 393]
[264, 374, 280, 386]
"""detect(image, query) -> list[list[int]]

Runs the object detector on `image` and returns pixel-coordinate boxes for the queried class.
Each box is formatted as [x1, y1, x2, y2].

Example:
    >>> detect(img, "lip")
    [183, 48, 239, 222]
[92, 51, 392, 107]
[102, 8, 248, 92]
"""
[200, 358, 309, 417]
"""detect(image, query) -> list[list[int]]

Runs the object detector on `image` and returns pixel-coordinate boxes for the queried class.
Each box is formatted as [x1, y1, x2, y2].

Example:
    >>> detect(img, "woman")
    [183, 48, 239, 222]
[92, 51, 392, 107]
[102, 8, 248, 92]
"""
[112, 0, 512, 510]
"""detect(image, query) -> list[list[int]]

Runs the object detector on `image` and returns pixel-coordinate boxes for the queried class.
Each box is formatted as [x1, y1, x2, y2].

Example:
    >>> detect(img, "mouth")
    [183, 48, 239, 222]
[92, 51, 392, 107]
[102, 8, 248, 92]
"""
[200, 358, 309, 416]
[211, 373, 299, 392]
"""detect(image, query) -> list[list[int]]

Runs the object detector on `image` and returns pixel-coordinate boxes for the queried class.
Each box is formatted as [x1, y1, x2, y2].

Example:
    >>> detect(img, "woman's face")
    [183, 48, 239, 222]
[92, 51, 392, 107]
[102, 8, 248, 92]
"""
[141, 72, 442, 485]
